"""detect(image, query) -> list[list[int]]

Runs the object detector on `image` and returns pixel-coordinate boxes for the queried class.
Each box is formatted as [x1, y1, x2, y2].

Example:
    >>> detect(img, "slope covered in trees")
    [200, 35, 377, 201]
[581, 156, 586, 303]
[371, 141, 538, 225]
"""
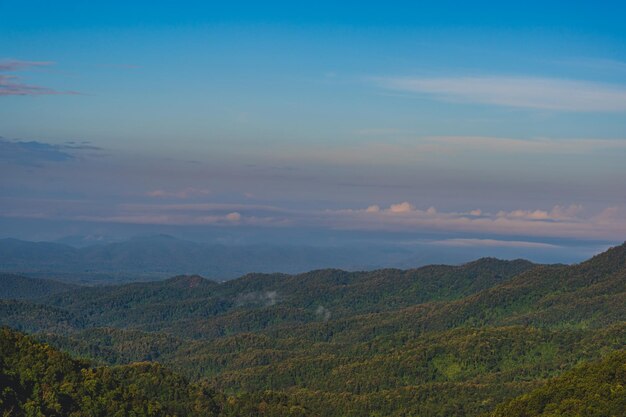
[0, 273, 78, 300]
[39, 257, 536, 330]
[1, 243, 624, 416]
[0, 327, 324, 417]
[0, 327, 223, 417]
[487, 349, 626, 417]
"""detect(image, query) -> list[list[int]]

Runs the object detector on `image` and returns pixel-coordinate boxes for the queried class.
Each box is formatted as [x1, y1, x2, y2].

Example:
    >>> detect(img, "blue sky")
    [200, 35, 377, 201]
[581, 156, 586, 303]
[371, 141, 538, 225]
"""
[1, 1, 626, 259]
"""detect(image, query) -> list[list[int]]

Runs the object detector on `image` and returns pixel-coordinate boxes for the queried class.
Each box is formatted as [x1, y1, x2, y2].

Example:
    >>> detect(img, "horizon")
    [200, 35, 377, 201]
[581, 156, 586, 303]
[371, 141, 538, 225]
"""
[2, 1, 626, 265]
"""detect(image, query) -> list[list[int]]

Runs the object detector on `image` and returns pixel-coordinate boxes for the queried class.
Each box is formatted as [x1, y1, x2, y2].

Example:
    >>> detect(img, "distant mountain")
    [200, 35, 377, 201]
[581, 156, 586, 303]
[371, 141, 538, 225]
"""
[0, 235, 418, 282]
[54, 234, 123, 247]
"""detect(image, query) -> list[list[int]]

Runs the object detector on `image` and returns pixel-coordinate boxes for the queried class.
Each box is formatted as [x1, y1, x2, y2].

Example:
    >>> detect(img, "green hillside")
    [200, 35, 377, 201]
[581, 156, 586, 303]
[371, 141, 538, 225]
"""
[0, 273, 78, 300]
[0, 327, 223, 417]
[38, 258, 535, 331]
[487, 349, 626, 417]
[1, 244, 624, 416]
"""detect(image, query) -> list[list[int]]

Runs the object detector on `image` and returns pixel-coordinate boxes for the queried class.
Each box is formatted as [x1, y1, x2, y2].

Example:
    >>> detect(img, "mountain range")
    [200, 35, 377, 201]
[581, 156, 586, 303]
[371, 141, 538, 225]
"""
[0, 235, 412, 283]
[1, 243, 625, 416]
[1, 235, 600, 284]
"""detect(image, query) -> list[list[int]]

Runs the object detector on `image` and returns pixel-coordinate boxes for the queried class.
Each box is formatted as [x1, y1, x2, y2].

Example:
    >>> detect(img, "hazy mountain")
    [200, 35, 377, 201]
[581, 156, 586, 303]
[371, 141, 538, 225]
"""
[0, 235, 419, 282]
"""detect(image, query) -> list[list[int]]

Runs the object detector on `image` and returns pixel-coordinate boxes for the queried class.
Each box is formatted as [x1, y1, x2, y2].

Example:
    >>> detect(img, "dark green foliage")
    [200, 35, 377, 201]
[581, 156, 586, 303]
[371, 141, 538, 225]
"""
[0, 327, 223, 417]
[487, 350, 626, 417]
[0, 300, 83, 334]
[1, 243, 625, 416]
[0, 274, 78, 300]
[36, 258, 535, 333]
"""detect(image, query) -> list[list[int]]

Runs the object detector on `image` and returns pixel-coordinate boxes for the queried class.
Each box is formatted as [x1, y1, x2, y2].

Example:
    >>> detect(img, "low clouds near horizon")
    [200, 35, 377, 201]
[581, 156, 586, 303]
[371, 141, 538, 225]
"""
[1, 193, 625, 241]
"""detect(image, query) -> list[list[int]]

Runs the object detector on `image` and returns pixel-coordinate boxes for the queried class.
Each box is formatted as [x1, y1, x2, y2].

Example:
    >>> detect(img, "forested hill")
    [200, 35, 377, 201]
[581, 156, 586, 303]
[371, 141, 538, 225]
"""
[487, 349, 626, 417]
[0, 327, 304, 417]
[7, 257, 536, 331]
[0, 273, 78, 300]
[2, 327, 624, 417]
[1, 244, 625, 416]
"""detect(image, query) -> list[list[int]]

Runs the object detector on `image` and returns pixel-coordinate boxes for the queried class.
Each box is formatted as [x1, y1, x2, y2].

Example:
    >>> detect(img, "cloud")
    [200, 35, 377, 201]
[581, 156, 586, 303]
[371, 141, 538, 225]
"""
[146, 187, 211, 199]
[325, 202, 626, 240]
[226, 212, 241, 222]
[0, 138, 72, 165]
[553, 57, 626, 72]
[25, 202, 289, 227]
[72, 213, 255, 226]
[496, 205, 583, 221]
[2, 193, 625, 240]
[389, 202, 415, 213]
[62, 141, 103, 151]
[375, 76, 626, 112]
[0, 59, 77, 96]
[256, 136, 626, 169]
[415, 136, 626, 155]
[0, 59, 54, 71]
[0, 138, 103, 166]
[236, 291, 279, 307]
[315, 305, 331, 321]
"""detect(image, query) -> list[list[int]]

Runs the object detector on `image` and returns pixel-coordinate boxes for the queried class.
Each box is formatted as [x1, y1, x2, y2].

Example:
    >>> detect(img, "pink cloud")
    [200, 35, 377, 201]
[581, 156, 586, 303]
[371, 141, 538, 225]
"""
[1, 195, 624, 240]
[226, 212, 241, 222]
[0, 59, 53, 71]
[325, 202, 626, 240]
[388, 202, 415, 213]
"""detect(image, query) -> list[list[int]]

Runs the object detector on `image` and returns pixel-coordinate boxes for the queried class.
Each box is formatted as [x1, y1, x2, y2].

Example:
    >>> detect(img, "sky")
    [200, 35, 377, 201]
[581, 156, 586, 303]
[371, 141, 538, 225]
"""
[1, 1, 626, 261]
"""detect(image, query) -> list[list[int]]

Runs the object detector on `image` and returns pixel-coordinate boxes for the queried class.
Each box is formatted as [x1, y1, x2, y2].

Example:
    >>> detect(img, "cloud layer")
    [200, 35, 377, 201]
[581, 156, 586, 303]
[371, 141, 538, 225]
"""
[1, 195, 625, 241]
[0, 138, 101, 166]
[0, 59, 76, 96]
[376, 76, 626, 112]
[327, 203, 626, 240]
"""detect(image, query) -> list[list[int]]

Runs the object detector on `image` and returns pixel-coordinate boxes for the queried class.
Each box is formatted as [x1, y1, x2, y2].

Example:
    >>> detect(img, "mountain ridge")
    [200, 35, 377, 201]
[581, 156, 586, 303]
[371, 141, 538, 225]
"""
[1, 243, 624, 416]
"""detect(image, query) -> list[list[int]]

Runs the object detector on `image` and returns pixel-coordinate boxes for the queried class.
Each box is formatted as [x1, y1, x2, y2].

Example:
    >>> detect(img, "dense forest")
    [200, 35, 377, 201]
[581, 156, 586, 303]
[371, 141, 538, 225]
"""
[1, 243, 625, 416]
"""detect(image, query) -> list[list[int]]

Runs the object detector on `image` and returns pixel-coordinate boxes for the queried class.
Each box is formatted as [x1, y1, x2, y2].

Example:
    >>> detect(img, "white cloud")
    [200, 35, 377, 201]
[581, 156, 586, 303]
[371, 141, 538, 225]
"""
[316, 305, 331, 321]
[375, 76, 626, 112]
